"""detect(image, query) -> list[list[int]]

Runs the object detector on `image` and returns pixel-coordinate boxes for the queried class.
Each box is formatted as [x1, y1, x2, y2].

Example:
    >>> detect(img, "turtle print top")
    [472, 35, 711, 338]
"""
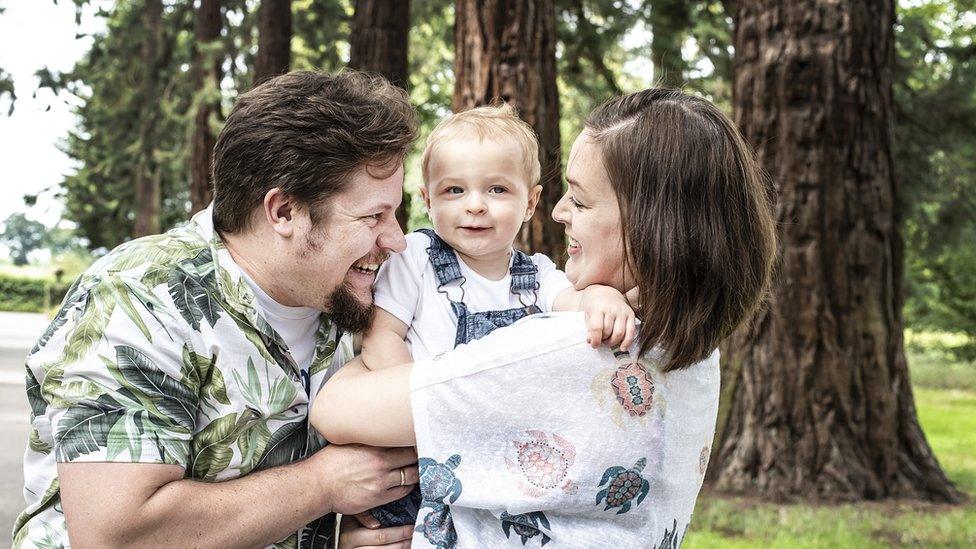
[409, 312, 720, 548]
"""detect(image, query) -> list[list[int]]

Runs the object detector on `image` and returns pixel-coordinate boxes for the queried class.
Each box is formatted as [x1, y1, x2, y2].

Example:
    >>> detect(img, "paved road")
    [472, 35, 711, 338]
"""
[0, 312, 49, 543]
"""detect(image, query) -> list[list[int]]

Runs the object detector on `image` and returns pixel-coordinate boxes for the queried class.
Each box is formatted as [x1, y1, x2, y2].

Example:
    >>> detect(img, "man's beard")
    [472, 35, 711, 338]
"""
[326, 282, 373, 333]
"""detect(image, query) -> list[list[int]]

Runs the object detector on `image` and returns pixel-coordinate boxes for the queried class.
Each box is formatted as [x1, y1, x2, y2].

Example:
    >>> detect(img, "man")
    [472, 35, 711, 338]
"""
[15, 71, 419, 548]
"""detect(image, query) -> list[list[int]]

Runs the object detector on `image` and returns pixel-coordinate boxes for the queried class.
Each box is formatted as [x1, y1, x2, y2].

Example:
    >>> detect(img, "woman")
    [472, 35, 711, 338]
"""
[318, 88, 776, 548]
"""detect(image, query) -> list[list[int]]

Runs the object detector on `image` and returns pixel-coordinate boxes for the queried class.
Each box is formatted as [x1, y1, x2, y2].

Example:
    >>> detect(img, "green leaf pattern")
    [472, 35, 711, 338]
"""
[17, 212, 342, 548]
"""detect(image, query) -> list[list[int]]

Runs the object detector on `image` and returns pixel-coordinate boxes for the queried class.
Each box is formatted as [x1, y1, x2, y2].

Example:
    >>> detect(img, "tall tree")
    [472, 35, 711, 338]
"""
[713, 0, 961, 502]
[190, 0, 223, 214]
[453, 0, 564, 262]
[133, 0, 164, 238]
[349, 0, 412, 230]
[255, 0, 292, 84]
[647, 0, 692, 88]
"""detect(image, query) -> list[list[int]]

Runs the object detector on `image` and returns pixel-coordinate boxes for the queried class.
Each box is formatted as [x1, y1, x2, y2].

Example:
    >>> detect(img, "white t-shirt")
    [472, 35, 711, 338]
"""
[409, 312, 719, 548]
[239, 269, 320, 370]
[373, 231, 573, 361]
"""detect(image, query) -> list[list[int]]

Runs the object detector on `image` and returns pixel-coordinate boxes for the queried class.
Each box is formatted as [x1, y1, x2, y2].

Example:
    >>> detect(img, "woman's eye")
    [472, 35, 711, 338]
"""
[569, 196, 585, 209]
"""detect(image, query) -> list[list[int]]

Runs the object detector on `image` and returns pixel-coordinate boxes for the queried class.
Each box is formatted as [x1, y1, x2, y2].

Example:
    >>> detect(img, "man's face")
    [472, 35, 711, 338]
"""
[295, 164, 406, 331]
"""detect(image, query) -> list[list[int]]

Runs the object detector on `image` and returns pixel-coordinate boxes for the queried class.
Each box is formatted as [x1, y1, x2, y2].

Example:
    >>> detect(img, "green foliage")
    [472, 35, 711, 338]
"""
[1, 213, 48, 265]
[896, 0, 976, 349]
[0, 273, 71, 313]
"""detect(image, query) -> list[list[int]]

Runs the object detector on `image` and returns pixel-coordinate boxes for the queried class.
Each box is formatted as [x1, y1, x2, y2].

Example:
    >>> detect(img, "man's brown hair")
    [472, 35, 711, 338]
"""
[212, 70, 419, 233]
[586, 88, 777, 371]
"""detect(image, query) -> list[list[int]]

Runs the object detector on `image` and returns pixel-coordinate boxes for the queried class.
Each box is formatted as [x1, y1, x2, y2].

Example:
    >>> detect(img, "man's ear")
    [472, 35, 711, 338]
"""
[524, 184, 543, 222]
[263, 188, 295, 238]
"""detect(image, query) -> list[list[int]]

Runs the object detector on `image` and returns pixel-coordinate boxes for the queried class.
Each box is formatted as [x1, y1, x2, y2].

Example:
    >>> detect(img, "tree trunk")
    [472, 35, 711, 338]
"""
[190, 0, 223, 214]
[349, 0, 412, 230]
[453, 0, 564, 263]
[255, 0, 292, 85]
[133, 0, 162, 238]
[712, 0, 961, 503]
[648, 0, 691, 88]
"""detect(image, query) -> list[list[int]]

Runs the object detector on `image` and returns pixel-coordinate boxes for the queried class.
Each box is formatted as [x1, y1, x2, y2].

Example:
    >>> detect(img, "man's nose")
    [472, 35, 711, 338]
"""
[378, 216, 407, 253]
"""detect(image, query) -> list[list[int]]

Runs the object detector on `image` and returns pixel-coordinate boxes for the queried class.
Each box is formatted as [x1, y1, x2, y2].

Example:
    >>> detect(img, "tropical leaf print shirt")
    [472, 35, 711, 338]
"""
[14, 206, 352, 549]
[409, 312, 720, 548]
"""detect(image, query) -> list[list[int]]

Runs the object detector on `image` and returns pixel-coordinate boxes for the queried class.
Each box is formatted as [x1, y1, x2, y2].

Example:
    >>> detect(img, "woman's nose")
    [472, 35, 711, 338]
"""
[552, 194, 569, 224]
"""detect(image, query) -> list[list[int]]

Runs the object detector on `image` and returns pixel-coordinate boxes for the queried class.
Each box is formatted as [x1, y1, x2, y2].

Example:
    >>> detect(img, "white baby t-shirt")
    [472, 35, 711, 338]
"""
[373, 231, 573, 361]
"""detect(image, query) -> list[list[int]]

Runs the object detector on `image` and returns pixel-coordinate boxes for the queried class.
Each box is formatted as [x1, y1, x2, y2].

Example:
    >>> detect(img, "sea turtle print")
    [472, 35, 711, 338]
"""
[590, 350, 664, 428]
[416, 502, 457, 549]
[610, 359, 655, 417]
[505, 430, 577, 497]
[419, 454, 463, 504]
[370, 487, 421, 527]
[595, 457, 650, 515]
[500, 511, 552, 546]
[653, 518, 685, 549]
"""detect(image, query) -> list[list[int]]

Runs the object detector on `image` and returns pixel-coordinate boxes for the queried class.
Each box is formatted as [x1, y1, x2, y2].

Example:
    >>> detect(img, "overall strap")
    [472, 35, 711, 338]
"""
[415, 228, 463, 287]
[509, 249, 539, 293]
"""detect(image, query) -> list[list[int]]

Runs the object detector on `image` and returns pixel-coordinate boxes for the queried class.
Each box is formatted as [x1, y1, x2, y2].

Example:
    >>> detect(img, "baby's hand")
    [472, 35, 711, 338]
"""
[580, 285, 637, 351]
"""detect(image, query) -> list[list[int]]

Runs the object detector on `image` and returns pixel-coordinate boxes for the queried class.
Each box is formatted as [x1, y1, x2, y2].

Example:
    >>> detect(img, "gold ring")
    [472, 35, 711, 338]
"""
[399, 468, 406, 487]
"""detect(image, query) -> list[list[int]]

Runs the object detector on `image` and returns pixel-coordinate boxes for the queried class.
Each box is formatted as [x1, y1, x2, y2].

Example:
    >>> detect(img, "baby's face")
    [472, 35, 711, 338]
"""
[423, 138, 541, 264]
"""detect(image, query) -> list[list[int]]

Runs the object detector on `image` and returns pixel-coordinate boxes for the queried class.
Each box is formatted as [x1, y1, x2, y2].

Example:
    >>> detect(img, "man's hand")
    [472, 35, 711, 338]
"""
[312, 444, 419, 515]
[338, 515, 412, 549]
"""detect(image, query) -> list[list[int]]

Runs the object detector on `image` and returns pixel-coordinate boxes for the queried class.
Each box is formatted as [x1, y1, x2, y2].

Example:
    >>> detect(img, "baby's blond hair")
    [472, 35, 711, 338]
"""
[420, 103, 542, 187]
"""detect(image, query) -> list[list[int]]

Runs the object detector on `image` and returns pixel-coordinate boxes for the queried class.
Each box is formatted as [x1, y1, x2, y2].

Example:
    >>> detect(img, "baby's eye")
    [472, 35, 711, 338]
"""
[488, 185, 507, 194]
[446, 186, 464, 195]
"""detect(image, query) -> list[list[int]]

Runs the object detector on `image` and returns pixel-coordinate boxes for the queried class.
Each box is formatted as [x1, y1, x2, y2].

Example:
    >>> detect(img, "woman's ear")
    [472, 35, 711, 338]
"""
[524, 184, 543, 222]
[263, 188, 295, 238]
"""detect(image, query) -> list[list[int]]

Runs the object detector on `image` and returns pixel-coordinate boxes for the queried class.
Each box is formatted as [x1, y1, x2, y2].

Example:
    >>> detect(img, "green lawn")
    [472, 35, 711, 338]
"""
[685, 335, 976, 548]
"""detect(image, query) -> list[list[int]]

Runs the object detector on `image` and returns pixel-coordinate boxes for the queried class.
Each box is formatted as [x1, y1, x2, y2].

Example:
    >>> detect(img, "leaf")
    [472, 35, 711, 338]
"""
[25, 369, 46, 418]
[298, 515, 335, 549]
[28, 427, 52, 455]
[114, 345, 197, 432]
[168, 272, 204, 331]
[254, 420, 305, 471]
[29, 277, 84, 355]
[105, 277, 153, 343]
[54, 393, 126, 461]
[190, 410, 256, 480]
[60, 283, 116, 367]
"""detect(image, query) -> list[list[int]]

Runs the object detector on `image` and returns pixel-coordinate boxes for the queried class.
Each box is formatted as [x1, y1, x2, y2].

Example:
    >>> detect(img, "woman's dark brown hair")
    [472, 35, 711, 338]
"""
[212, 69, 419, 234]
[586, 88, 777, 371]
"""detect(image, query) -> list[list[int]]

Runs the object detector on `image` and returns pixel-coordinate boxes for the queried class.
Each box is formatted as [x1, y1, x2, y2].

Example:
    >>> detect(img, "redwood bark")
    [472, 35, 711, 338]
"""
[349, 0, 412, 230]
[453, 0, 564, 263]
[190, 0, 222, 214]
[133, 0, 162, 238]
[254, 0, 292, 84]
[713, 0, 961, 503]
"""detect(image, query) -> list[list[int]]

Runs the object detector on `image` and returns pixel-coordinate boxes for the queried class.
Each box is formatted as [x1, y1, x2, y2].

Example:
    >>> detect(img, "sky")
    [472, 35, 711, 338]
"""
[0, 1, 106, 229]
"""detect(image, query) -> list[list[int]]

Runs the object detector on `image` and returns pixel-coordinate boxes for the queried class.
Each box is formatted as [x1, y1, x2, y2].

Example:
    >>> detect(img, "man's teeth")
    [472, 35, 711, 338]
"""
[353, 262, 380, 273]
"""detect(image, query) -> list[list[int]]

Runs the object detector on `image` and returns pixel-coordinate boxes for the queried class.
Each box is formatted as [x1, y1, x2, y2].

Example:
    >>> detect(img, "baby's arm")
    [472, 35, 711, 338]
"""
[553, 285, 636, 350]
[360, 308, 412, 371]
[310, 357, 415, 447]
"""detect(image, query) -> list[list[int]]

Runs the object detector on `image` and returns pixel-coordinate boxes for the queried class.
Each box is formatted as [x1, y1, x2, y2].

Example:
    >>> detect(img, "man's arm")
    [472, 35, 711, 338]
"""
[59, 443, 419, 547]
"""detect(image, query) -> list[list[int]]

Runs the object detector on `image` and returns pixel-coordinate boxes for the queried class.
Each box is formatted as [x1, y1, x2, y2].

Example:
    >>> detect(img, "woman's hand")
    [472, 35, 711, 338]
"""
[337, 514, 413, 549]
[579, 285, 637, 350]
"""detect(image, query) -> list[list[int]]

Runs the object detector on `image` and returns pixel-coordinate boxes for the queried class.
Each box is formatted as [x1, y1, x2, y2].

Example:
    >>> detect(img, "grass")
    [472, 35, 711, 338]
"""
[685, 330, 976, 548]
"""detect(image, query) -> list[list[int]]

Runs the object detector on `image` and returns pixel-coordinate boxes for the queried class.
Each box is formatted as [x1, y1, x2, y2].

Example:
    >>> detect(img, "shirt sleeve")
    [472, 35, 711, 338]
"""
[532, 253, 573, 313]
[373, 232, 428, 326]
[30, 275, 200, 467]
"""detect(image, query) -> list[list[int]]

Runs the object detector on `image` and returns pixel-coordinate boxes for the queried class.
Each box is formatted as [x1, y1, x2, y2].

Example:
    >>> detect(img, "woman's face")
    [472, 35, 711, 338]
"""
[552, 131, 633, 292]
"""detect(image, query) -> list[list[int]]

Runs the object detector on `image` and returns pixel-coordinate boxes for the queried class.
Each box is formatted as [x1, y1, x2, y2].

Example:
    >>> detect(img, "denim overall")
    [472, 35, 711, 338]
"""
[370, 228, 542, 528]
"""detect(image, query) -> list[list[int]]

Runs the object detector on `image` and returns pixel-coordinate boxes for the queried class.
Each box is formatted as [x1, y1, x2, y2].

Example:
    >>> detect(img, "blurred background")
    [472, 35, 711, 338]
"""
[0, 0, 974, 546]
